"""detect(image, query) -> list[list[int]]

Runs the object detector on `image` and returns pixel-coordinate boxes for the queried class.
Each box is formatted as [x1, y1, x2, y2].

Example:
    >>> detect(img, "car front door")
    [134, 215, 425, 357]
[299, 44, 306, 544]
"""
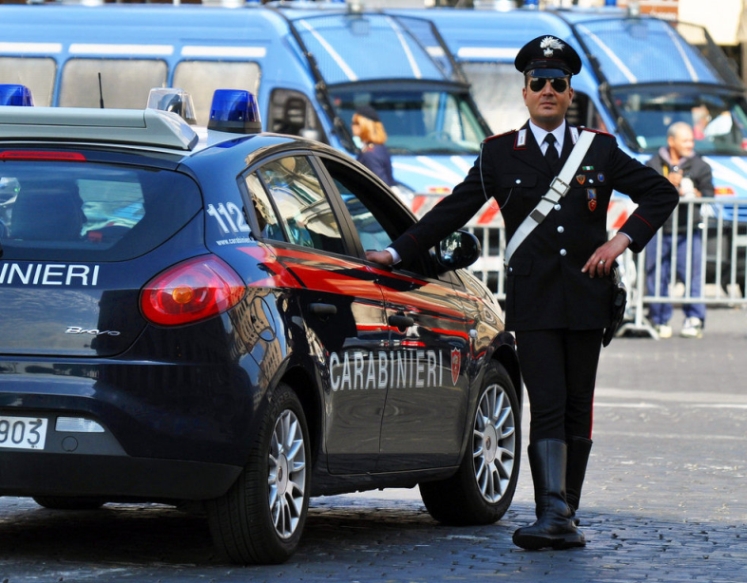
[318, 157, 473, 472]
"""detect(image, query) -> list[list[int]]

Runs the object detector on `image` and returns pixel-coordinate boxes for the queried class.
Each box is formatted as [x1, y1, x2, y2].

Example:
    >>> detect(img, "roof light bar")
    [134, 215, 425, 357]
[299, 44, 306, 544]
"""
[0, 84, 34, 107]
[208, 89, 262, 135]
[147, 88, 197, 125]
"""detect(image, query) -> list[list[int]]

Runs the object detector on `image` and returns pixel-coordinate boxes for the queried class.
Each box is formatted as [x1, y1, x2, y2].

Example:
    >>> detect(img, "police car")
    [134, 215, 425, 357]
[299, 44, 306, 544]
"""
[0, 85, 521, 565]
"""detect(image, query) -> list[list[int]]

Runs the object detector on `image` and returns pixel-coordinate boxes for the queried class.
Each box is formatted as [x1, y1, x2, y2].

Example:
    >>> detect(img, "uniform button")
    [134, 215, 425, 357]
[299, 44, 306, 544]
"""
[560, 249, 567, 256]
[515, 178, 521, 184]
[557, 226, 565, 233]
[554, 204, 562, 211]
[509, 267, 513, 273]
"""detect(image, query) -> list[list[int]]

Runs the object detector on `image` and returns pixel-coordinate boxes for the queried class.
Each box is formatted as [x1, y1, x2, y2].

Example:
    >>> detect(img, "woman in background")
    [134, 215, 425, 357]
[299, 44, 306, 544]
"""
[351, 105, 396, 188]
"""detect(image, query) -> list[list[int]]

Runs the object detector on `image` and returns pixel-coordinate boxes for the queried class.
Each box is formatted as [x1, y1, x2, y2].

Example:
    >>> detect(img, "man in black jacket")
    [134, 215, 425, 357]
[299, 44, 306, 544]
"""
[645, 121, 713, 339]
[366, 35, 679, 551]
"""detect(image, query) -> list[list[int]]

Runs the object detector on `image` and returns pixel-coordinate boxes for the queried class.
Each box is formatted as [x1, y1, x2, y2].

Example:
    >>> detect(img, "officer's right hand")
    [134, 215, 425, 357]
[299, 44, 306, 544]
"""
[365, 250, 394, 266]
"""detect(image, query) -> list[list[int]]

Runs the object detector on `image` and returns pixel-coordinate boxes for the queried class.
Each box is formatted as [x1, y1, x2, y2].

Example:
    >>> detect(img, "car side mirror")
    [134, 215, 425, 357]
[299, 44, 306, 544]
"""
[436, 230, 481, 273]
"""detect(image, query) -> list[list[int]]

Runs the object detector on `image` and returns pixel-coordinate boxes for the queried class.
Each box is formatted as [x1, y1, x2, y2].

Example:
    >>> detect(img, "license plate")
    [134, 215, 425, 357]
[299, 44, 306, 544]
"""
[0, 416, 48, 450]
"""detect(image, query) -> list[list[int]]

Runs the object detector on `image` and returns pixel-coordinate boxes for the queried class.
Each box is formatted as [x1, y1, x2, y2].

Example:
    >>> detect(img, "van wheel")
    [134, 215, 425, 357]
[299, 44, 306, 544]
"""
[32, 496, 106, 510]
[206, 384, 310, 565]
[420, 361, 520, 525]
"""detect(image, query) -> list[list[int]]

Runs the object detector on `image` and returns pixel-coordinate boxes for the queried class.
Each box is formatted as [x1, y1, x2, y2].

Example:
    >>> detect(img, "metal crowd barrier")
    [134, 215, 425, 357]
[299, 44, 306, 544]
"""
[411, 194, 747, 339]
[618, 196, 747, 339]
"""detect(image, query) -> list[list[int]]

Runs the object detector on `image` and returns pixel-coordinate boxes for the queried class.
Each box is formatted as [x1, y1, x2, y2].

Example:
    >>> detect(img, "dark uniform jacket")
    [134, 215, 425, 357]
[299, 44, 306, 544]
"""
[390, 122, 679, 332]
[357, 143, 396, 187]
[646, 148, 714, 234]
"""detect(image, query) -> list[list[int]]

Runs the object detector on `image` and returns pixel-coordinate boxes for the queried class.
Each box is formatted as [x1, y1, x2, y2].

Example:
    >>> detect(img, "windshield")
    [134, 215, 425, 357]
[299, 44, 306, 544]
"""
[611, 86, 747, 156]
[331, 87, 488, 155]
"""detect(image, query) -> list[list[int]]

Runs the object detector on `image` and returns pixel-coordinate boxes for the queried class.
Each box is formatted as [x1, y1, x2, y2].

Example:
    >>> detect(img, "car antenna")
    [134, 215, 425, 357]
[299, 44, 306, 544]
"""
[98, 72, 105, 108]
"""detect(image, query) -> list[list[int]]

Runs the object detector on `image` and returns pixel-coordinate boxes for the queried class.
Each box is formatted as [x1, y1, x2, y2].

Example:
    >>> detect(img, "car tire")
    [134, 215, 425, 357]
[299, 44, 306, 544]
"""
[32, 496, 106, 510]
[206, 383, 311, 565]
[419, 361, 520, 525]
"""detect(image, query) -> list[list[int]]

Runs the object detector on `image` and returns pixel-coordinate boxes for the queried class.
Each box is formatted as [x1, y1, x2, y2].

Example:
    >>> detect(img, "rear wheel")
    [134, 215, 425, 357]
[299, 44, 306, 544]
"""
[420, 361, 520, 525]
[32, 496, 106, 510]
[206, 383, 310, 565]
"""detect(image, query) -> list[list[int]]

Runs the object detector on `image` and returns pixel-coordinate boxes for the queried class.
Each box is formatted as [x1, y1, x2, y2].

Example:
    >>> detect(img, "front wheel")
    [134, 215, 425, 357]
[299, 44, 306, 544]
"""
[420, 361, 520, 525]
[206, 384, 311, 564]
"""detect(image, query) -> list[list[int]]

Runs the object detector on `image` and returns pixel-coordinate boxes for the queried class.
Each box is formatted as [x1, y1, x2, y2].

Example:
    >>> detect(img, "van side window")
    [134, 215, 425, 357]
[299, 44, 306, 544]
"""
[269, 89, 326, 143]
[59, 59, 167, 108]
[0, 57, 56, 107]
[256, 156, 344, 254]
[173, 61, 261, 127]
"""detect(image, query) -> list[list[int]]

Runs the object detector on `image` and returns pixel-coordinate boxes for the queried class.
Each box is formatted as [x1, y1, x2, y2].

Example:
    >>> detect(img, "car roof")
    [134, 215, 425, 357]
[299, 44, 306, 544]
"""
[0, 104, 347, 163]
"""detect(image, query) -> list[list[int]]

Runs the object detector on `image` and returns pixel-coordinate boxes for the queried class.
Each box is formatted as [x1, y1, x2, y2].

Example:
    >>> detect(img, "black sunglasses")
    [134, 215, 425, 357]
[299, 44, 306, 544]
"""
[528, 77, 569, 93]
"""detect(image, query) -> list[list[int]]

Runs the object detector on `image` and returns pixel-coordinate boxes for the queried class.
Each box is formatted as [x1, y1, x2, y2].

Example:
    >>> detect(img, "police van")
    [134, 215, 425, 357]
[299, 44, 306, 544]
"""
[388, 2, 747, 288]
[0, 2, 491, 202]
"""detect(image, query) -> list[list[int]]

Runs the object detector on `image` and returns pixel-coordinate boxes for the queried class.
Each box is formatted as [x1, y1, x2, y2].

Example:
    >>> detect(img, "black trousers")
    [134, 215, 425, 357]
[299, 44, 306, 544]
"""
[515, 328, 603, 443]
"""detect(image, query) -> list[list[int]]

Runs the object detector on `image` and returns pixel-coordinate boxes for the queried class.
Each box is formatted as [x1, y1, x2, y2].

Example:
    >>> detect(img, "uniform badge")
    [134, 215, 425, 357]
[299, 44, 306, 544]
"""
[597, 173, 605, 183]
[576, 174, 586, 185]
[451, 347, 461, 386]
[587, 188, 597, 212]
[582, 165, 594, 171]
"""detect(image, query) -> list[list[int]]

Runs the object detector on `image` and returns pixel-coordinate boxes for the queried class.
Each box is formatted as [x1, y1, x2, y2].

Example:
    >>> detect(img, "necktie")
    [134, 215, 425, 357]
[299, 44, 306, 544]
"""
[544, 133, 560, 174]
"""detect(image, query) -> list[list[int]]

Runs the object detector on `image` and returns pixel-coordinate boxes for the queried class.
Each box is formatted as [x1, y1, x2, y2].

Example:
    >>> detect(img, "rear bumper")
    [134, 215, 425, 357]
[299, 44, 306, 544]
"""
[0, 451, 242, 500]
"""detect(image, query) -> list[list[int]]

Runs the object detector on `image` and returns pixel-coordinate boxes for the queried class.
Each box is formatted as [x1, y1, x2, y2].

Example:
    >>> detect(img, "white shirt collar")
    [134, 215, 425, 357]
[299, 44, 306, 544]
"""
[529, 120, 566, 153]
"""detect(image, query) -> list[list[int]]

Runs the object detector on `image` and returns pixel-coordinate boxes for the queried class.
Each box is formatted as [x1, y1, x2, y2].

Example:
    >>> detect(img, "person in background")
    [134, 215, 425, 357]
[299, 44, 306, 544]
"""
[351, 105, 396, 188]
[645, 121, 714, 339]
[366, 35, 679, 551]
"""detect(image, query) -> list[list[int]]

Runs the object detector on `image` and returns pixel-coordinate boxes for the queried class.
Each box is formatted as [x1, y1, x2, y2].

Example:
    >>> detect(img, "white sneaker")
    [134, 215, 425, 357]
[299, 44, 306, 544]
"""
[655, 324, 672, 339]
[680, 317, 703, 339]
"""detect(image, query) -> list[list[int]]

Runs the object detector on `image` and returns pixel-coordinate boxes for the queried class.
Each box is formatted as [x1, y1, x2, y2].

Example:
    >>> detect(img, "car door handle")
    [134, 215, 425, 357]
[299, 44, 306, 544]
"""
[388, 314, 415, 330]
[309, 303, 337, 317]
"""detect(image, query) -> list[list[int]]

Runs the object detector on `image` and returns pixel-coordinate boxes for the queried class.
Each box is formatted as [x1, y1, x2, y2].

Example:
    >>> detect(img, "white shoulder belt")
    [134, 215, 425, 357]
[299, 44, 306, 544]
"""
[504, 129, 596, 265]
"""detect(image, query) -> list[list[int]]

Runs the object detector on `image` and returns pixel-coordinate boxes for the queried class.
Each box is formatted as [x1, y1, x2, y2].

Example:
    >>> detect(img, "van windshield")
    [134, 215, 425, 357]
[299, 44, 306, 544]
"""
[611, 85, 747, 156]
[331, 87, 488, 155]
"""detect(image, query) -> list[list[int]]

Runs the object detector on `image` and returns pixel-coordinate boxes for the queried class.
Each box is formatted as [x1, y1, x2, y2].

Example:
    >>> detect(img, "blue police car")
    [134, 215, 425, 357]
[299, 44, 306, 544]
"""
[0, 85, 521, 564]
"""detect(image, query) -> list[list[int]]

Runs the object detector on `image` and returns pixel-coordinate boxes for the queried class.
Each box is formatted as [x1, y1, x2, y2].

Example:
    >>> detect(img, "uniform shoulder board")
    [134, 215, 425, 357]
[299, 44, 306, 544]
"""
[483, 129, 517, 143]
[578, 126, 613, 137]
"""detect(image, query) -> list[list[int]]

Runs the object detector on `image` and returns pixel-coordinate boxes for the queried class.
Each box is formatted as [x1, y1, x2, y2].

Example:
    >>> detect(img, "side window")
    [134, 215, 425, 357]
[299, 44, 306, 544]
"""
[244, 173, 286, 242]
[332, 176, 392, 252]
[321, 157, 437, 278]
[269, 89, 327, 143]
[256, 156, 344, 254]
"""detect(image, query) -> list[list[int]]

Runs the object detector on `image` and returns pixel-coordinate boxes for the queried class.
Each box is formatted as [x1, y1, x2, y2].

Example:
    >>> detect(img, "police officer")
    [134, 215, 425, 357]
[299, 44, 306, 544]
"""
[366, 35, 679, 550]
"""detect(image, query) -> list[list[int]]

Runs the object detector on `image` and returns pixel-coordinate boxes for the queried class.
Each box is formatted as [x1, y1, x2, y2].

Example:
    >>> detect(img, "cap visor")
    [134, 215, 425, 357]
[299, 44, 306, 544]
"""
[526, 68, 570, 78]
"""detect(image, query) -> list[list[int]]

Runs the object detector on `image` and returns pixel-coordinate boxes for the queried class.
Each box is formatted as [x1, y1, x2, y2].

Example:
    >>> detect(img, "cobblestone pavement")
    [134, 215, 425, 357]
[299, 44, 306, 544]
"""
[1, 308, 746, 582]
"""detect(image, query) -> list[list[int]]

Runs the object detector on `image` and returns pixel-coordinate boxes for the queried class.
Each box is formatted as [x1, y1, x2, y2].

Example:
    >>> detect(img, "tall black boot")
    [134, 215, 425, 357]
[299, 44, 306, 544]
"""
[512, 439, 586, 550]
[566, 436, 593, 525]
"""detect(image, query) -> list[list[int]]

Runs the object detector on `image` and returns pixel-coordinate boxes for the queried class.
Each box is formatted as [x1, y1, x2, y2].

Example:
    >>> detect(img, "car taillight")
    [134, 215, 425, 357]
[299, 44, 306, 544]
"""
[141, 256, 246, 326]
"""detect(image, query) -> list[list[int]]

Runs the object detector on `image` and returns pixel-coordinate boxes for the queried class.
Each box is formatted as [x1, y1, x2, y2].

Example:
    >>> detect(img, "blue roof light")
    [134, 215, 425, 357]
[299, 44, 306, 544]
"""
[0, 84, 34, 107]
[208, 89, 262, 135]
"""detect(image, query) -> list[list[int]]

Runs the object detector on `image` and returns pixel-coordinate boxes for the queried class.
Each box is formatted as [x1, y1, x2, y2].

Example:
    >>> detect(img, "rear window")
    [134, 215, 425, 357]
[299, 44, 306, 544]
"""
[0, 161, 202, 261]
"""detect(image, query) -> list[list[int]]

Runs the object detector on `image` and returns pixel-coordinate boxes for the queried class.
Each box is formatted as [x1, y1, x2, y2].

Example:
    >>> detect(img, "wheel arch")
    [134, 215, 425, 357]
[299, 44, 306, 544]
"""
[492, 335, 522, 409]
[277, 365, 322, 466]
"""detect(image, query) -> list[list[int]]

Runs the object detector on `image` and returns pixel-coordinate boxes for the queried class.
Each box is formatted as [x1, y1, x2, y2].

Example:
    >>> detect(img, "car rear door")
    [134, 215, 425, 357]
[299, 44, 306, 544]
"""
[242, 153, 390, 474]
